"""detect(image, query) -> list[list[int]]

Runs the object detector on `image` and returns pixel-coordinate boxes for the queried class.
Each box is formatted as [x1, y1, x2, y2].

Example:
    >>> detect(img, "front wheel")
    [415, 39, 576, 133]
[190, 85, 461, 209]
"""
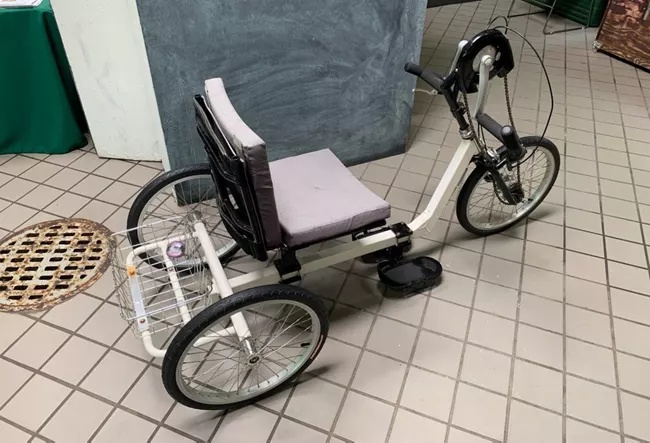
[456, 136, 560, 236]
[161, 284, 329, 410]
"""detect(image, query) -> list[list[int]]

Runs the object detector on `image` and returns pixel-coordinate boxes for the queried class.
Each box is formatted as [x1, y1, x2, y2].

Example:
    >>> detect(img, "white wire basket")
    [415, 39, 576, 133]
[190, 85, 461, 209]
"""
[110, 217, 214, 338]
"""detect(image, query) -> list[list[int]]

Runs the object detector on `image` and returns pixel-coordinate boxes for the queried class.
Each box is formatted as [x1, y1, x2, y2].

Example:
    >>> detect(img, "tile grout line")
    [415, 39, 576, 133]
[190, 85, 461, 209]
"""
[443, 213, 488, 441]
[560, 28, 569, 443]
[586, 43, 627, 442]
[501, 14, 536, 442]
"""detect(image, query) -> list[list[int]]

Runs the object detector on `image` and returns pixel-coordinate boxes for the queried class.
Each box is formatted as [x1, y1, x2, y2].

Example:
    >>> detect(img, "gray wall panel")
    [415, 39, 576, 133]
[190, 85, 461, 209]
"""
[136, 0, 427, 167]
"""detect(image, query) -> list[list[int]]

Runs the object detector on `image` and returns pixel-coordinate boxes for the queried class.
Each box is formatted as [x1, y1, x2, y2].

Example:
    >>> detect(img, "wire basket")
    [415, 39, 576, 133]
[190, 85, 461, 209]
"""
[110, 217, 213, 337]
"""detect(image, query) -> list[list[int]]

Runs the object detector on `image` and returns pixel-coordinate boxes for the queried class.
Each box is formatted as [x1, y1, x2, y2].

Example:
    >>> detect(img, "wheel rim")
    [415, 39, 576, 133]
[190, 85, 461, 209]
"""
[135, 173, 237, 261]
[465, 146, 555, 231]
[175, 300, 321, 405]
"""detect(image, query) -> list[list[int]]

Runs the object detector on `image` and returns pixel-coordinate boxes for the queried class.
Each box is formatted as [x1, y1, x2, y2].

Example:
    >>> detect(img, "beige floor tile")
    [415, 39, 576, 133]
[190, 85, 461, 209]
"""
[460, 345, 511, 394]
[621, 392, 650, 441]
[519, 293, 563, 333]
[42, 335, 106, 385]
[609, 261, 650, 295]
[614, 318, 650, 359]
[94, 409, 156, 443]
[521, 265, 563, 301]
[480, 256, 521, 289]
[123, 367, 174, 420]
[378, 292, 427, 326]
[44, 168, 86, 190]
[516, 324, 563, 370]
[401, 366, 455, 420]
[0, 374, 71, 431]
[78, 303, 128, 346]
[4, 322, 68, 370]
[566, 375, 620, 432]
[507, 401, 562, 443]
[0, 313, 34, 353]
[431, 272, 475, 307]
[452, 384, 507, 441]
[440, 245, 481, 278]
[412, 330, 462, 377]
[0, 421, 31, 443]
[0, 178, 38, 201]
[328, 305, 374, 346]
[526, 219, 564, 247]
[44, 193, 90, 218]
[467, 311, 515, 354]
[272, 419, 327, 443]
[285, 376, 344, 430]
[617, 353, 650, 397]
[42, 294, 101, 332]
[567, 338, 616, 385]
[216, 406, 277, 443]
[0, 359, 32, 406]
[611, 288, 650, 325]
[513, 359, 562, 412]
[423, 298, 470, 339]
[81, 350, 146, 402]
[565, 419, 620, 443]
[41, 391, 111, 443]
[151, 428, 195, 443]
[164, 404, 222, 441]
[308, 339, 361, 386]
[334, 392, 393, 443]
[366, 316, 417, 362]
[351, 351, 407, 403]
[566, 251, 607, 284]
[566, 305, 613, 347]
[389, 408, 446, 443]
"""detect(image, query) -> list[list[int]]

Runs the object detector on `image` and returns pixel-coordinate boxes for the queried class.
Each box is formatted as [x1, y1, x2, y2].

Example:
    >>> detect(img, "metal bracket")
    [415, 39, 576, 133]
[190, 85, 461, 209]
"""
[274, 249, 301, 284]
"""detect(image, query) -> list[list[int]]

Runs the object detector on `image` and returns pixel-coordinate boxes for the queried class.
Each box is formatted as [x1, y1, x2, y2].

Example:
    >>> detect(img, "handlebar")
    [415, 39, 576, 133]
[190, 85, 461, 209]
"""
[404, 63, 444, 93]
[406, 62, 525, 162]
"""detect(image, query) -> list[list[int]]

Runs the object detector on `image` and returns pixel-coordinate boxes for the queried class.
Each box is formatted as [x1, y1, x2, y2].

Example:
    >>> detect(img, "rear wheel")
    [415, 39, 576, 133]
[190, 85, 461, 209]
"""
[161, 284, 328, 410]
[456, 136, 560, 236]
[126, 164, 239, 269]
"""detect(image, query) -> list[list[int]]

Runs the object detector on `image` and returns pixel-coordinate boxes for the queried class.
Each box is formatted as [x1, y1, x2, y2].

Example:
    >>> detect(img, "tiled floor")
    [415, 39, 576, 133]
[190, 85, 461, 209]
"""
[2, 1, 650, 442]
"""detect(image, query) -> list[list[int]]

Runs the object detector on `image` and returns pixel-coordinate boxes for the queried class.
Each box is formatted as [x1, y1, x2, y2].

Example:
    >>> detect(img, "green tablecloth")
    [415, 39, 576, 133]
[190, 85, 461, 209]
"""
[0, 0, 87, 155]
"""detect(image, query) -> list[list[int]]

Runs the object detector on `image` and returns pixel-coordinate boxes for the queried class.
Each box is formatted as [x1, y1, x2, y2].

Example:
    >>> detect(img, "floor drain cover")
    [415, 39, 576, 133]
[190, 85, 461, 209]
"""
[0, 219, 114, 312]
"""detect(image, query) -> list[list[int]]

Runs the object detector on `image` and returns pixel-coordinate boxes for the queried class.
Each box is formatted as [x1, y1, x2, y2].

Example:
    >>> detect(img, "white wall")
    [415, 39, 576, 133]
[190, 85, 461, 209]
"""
[51, 0, 169, 167]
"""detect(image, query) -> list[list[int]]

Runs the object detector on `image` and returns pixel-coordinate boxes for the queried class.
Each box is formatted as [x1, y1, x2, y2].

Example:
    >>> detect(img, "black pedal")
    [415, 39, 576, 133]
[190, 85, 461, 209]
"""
[378, 257, 443, 296]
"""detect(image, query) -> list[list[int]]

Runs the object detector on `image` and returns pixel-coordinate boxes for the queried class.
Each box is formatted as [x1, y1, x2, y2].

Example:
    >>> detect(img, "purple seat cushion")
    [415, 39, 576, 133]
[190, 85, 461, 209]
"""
[269, 149, 391, 247]
[205, 78, 282, 249]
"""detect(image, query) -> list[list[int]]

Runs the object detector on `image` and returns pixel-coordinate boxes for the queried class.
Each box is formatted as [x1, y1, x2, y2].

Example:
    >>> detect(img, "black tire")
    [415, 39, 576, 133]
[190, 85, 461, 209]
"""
[162, 284, 329, 410]
[127, 164, 240, 268]
[456, 136, 560, 236]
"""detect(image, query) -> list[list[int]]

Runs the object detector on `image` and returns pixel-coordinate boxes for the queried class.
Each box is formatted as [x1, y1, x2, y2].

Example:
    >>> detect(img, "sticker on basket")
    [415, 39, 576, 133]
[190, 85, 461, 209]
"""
[167, 241, 186, 259]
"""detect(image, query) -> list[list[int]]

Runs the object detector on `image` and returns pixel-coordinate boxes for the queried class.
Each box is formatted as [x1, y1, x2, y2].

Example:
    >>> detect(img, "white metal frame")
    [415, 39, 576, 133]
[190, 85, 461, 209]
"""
[122, 46, 494, 360]
[124, 136, 477, 358]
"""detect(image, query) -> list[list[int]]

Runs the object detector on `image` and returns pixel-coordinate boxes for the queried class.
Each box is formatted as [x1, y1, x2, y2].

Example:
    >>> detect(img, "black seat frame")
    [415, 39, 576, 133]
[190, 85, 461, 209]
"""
[193, 95, 269, 261]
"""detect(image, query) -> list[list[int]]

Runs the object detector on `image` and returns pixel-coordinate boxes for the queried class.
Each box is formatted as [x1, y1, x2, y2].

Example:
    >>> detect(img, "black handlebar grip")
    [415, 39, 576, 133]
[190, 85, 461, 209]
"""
[404, 62, 444, 93]
[404, 62, 423, 76]
[501, 125, 525, 161]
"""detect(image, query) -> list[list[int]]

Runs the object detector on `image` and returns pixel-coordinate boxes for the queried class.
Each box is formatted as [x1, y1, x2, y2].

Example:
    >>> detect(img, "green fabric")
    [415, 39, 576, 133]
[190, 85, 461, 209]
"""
[0, 0, 87, 155]
[522, 0, 608, 27]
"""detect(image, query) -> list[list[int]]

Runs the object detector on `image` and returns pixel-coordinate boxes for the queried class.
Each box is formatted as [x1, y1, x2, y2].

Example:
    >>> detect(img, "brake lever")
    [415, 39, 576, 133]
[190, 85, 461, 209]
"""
[412, 88, 438, 96]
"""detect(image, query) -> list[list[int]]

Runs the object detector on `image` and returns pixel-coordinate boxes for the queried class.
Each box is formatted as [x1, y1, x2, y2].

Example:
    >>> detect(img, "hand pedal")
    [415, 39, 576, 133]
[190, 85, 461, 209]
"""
[378, 257, 442, 295]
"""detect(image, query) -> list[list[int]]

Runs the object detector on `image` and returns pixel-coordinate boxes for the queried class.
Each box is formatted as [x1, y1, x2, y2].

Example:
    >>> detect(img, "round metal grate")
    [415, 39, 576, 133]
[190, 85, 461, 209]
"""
[0, 219, 114, 312]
